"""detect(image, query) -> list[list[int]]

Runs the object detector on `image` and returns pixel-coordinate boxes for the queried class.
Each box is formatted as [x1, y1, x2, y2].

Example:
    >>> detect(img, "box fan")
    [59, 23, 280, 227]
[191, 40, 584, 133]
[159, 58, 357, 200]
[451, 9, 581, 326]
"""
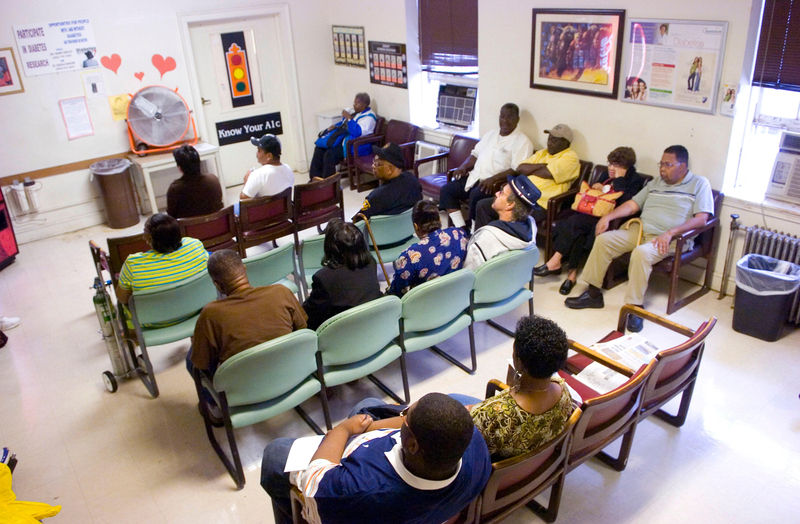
[126, 85, 198, 155]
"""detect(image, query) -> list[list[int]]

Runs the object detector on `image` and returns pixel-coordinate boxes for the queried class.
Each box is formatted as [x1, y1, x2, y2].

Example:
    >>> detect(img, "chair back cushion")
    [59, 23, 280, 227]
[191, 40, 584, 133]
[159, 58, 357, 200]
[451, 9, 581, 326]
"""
[299, 234, 326, 283]
[178, 205, 237, 252]
[317, 295, 401, 366]
[401, 269, 474, 332]
[385, 120, 419, 146]
[213, 329, 318, 406]
[107, 233, 149, 278]
[130, 270, 217, 326]
[243, 243, 295, 288]
[472, 247, 538, 304]
[293, 175, 343, 223]
[447, 135, 479, 171]
[239, 187, 293, 231]
[363, 208, 416, 248]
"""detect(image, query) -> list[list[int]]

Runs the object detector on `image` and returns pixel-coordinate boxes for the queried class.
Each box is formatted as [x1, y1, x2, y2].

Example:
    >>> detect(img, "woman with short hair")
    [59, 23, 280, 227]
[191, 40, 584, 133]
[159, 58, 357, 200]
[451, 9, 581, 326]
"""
[166, 145, 223, 219]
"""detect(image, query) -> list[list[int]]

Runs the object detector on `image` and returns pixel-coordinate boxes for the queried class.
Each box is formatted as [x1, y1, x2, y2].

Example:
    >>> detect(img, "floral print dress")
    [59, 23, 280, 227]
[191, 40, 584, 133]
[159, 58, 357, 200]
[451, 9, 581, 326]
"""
[388, 227, 468, 296]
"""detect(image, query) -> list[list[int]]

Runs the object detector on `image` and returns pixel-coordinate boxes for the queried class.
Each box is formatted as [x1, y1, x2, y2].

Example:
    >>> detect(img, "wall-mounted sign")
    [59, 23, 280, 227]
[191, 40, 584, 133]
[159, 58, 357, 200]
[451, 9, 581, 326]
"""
[369, 41, 407, 89]
[13, 19, 98, 76]
[215, 112, 282, 146]
[221, 32, 254, 108]
[332, 26, 366, 68]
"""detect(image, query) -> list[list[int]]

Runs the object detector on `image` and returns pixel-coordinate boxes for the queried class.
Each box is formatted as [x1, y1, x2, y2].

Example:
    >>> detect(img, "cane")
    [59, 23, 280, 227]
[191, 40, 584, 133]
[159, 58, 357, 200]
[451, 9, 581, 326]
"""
[356, 213, 392, 283]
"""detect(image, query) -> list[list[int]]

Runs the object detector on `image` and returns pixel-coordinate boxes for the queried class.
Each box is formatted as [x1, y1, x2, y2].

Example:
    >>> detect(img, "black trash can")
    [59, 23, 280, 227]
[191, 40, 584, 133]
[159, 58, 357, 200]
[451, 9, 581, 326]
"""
[732, 254, 800, 342]
[91, 159, 139, 229]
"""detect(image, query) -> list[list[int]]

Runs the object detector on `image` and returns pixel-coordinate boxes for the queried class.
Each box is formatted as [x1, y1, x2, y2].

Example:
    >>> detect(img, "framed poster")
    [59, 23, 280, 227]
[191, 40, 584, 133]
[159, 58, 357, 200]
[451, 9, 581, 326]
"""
[530, 9, 625, 99]
[369, 41, 407, 89]
[620, 19, 728, 114]
[0, 48, 24, 96]
[332, 26, 366, 68]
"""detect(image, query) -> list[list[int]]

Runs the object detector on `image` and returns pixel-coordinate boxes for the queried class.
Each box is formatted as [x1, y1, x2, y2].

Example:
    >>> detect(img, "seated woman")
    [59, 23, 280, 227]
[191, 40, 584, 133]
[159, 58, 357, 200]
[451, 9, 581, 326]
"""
[387, 200, 468, 296]
[115, 213, 209, 327]
[470, 315, 573, 459]
[166, 145, 224, 219]
[302, 219, 382, 330]
[534, 147, 646, 295]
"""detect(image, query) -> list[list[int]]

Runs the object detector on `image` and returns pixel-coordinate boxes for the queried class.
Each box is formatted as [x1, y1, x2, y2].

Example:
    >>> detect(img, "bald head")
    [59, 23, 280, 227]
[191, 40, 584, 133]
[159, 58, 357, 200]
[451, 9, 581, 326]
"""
[207, 249, 248, 293]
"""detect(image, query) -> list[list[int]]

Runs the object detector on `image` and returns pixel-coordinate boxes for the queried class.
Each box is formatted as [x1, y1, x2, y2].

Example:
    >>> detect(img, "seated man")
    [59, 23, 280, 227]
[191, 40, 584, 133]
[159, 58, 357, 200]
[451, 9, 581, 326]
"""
[463, 174, 540, 270]
[188, 249, 307, 419]
[166, 144, 223, 219]
[439, 103, 533, 229]
[387, 200, 468, 296]
[565, 145, 714, 332]
[310, 92, 377, 180]
[353, 143, 422, 221]
[240, 134, 295, 203]
[260, 393, 492, 524]
[474, 123, 580, 230]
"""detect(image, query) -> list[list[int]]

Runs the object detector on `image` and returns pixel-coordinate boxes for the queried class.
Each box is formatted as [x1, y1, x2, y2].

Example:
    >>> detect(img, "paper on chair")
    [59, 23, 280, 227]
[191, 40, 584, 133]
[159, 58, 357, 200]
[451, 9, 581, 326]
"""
[284, 435, 325, 472]
[589, 334, 659, 370]
[575, 362, 629, 395]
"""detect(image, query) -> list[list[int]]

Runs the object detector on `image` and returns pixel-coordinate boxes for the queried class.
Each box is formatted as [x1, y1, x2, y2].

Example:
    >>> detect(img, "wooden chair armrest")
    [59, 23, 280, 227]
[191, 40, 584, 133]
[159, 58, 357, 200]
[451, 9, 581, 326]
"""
[413, 151, 450, 178]
[485, 379, 510, 399]
[616, 304, 695, 337]
[567, 339, 636, 376]
[290, 486, 308, 524]
[350, 134, 385, 160]
[547, 187, 580, 212]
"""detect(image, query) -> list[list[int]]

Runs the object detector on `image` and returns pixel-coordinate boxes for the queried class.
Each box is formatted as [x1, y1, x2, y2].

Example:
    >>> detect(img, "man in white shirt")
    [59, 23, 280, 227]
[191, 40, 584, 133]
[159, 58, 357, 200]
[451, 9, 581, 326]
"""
[438, 103, 533, 229]
[240, 134, 295, 203]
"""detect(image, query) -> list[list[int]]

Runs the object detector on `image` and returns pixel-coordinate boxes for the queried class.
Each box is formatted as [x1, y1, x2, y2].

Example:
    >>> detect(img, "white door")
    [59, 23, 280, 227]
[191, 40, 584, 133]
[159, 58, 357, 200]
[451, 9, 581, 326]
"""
[188, 14, 301, 188]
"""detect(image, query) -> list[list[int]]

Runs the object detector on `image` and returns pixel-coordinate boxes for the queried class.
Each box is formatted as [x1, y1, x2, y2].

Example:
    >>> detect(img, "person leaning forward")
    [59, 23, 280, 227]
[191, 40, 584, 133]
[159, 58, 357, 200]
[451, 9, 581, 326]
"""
[353, 142, 422, 221]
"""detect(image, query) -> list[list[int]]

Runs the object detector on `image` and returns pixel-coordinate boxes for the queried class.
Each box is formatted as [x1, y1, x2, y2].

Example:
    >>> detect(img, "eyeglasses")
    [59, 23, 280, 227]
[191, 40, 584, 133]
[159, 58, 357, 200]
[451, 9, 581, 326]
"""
[400, 406, 425, 453]
[657, 161, 682, 169]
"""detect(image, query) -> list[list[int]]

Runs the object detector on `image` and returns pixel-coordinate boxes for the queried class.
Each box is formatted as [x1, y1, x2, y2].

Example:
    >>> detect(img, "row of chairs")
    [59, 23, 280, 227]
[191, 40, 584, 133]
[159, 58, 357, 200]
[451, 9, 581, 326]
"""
[192, 246, 539, 488]
[289, 305, 716, 523]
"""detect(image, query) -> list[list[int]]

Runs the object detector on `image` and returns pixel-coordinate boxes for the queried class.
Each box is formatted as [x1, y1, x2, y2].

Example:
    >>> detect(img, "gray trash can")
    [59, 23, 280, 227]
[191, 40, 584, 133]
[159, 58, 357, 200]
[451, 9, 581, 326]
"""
[732, 254, 800, 341]
[91, 159, 139, 229]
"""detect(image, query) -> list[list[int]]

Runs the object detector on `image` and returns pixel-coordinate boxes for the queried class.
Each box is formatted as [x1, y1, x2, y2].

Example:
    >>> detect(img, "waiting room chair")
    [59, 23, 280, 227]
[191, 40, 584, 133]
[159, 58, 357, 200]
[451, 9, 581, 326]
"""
[602, 190, 723, 314]
[242, 242, 302, 300]
[177, 205, 240, 256]
[565, 305, 717, 427]
[358, 208, 418, 266]
[106, 233, 149, 286]
[128, 270, 218, 398]
[315, 295, 407, 429]
[292, 174, 344, 237]
[470, 247, 538, 337]
[398, 269, 477, 374]
[236, 187, 296, 254]
[193, 329, 325, 489]
[538, 159, 593, 255]
[413, 134, 479, 203]
[297, 233, 326, 299]
[339, 116, 386, 186]
[349, 119, 419, 192]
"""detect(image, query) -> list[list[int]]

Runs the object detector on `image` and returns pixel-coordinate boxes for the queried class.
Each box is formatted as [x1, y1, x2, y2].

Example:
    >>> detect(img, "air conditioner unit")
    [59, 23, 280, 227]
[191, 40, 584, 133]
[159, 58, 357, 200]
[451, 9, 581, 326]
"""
[766, 131, 800, 204]
[436, 84, 477, 129]
[415, 141, 449, 177]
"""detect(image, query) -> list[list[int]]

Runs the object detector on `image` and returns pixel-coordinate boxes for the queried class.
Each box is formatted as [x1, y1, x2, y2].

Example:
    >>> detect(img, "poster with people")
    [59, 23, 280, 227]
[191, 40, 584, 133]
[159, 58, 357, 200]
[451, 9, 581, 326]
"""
[621, 19, 727, 114]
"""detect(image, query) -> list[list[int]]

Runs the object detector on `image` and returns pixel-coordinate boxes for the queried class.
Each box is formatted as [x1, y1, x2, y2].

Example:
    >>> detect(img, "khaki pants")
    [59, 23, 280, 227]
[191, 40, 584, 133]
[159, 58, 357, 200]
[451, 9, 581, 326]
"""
[581, 223, 683, 305]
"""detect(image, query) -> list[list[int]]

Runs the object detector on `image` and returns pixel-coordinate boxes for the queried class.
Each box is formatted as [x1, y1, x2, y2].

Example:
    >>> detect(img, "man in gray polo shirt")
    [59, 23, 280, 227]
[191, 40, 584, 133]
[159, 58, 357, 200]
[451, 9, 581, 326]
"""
[564, 145, 714, 332]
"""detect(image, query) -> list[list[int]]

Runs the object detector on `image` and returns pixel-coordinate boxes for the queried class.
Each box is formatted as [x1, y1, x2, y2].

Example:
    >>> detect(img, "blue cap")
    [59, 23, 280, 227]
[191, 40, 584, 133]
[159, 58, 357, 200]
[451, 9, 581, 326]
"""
[507, 174, 542, 207]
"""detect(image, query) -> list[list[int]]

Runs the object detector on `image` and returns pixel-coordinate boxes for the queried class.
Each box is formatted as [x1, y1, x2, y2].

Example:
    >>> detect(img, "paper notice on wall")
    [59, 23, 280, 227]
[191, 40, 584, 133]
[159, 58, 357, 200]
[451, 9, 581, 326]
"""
[59, 96, 94, 139]
[720, 83, 738, 117]
[108, 94, 129, 121]
[14, 19, 98, 77]
[81, 70, 106, 99]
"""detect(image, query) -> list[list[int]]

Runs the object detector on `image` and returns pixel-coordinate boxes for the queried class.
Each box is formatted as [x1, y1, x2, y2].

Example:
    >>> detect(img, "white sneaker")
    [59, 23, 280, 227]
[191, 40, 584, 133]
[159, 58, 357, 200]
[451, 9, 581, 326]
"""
[0, 317, 20, 330]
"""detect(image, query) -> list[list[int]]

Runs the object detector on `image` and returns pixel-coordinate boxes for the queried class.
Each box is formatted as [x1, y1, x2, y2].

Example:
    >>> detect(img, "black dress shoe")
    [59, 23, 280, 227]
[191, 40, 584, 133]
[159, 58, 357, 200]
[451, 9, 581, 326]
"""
[559, 278, 576, 295]
[565, 290, 604, 309]
[626, 314, 644, 333]
[534, 264, 562, 277]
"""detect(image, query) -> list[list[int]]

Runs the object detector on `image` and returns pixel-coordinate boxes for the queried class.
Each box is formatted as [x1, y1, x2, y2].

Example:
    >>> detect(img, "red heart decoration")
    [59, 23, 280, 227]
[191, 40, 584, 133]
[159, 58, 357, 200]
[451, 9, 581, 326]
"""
[134, 72, 144, 81]
[100, 54, 121, 74]
[152, 54, 176, 79]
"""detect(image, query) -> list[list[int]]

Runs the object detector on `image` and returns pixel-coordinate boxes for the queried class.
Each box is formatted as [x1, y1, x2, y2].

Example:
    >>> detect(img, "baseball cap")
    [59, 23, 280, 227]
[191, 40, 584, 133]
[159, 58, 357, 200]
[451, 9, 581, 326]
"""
[250, 134, 281, 155]
[544, 124, 573, 143]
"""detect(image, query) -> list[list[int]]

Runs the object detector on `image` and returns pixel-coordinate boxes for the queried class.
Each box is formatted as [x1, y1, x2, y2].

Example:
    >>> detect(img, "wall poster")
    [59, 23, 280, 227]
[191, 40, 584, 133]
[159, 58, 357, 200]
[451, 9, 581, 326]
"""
[368, 41, 407, 89]
[620, 19, 727, 114]
[13, 19, 98, 76]
[332, 26, 366, 68]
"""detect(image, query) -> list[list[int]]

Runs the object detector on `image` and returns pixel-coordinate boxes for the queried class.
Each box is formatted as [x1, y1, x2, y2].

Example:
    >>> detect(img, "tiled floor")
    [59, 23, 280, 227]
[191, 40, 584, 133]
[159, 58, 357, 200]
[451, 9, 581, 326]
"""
[1, 173, 798, 523]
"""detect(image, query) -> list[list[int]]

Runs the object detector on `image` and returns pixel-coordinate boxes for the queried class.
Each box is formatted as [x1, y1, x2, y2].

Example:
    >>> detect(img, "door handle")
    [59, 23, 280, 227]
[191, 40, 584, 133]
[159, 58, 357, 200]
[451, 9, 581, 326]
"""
[201, 97, 211, 105]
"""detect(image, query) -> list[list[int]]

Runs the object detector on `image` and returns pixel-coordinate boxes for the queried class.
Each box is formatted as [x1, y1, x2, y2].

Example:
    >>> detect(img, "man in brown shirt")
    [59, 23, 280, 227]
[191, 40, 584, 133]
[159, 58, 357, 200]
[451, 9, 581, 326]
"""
[188, 249, 307, 422]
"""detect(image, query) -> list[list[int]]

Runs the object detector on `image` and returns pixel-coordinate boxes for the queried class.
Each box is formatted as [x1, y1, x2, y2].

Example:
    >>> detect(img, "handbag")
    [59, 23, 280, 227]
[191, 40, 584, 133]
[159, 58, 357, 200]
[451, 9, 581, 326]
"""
[571, 181, 624, 217]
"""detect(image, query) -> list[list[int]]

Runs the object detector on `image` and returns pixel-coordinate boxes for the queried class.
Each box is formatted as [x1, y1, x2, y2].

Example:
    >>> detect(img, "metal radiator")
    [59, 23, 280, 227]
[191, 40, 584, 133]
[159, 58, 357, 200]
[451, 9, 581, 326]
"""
[719, 215, 800, 324]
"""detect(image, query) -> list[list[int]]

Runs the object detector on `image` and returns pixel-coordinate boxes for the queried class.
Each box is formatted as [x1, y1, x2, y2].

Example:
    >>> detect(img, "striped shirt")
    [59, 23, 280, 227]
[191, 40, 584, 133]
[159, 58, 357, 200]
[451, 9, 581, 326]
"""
[632, 171, 714, 238]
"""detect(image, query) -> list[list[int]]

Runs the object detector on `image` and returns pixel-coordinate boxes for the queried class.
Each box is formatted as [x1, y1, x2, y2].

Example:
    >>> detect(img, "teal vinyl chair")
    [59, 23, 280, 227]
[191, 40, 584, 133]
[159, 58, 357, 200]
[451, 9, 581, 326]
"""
[358, 208, 418, 265]
[315, 295, 406, 429]
[242, 242, 302, 300]
[128, 270, 218, 398]
[398, 269, 477, 374]
[470, 247, 539, 337]
[297, 233, 326, 299]
[194, 329, 325, 489]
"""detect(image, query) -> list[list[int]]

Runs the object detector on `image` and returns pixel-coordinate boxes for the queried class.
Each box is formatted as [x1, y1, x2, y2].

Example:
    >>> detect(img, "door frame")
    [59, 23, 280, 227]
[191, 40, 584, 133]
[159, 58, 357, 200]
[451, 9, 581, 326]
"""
[178, 4, 308, 180]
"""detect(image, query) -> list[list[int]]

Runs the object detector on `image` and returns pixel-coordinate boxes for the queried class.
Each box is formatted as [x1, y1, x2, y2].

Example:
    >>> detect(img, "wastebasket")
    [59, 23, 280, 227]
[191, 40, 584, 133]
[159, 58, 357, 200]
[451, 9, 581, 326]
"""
[732, 254, 800, 341]
[91, 159, 139, 229]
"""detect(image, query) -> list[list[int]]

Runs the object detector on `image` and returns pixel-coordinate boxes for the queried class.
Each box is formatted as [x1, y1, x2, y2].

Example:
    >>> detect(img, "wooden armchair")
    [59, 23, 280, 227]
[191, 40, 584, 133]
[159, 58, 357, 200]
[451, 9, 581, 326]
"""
[292, 174, 344, 237]
[414, 134, 479, 203]
[340, 116, 386, 185]
[348, 119, 419, 192]
[603, 190, 723, 314]
[236, 187, 296, 254]
[539, 159, 593, 256]
[565, 305, 717, 427]
[177, 205, 240, 256]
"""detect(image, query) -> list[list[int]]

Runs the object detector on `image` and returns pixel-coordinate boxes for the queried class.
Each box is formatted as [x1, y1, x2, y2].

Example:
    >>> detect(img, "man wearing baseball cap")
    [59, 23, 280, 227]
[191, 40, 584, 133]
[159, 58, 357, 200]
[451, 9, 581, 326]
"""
[463, 174, 540, 270]
[240, 134, 295, 203]
[353, 142, 422, 221]
[474, 124, 579, 230]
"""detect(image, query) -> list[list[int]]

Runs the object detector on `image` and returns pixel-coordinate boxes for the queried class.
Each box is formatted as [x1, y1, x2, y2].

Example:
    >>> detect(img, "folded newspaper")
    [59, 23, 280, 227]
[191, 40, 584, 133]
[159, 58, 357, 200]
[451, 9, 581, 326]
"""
[574, 334, 659, 395]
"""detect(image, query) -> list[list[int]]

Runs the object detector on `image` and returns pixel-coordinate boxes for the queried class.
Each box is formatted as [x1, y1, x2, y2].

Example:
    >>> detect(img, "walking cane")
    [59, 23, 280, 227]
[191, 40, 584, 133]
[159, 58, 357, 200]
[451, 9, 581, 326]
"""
[356, 213, 392, 283]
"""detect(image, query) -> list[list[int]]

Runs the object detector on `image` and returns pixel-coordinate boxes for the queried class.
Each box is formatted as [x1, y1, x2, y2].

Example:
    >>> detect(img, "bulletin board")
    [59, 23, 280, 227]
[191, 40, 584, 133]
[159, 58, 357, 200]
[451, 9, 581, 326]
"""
[368, 41, 407, 89]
